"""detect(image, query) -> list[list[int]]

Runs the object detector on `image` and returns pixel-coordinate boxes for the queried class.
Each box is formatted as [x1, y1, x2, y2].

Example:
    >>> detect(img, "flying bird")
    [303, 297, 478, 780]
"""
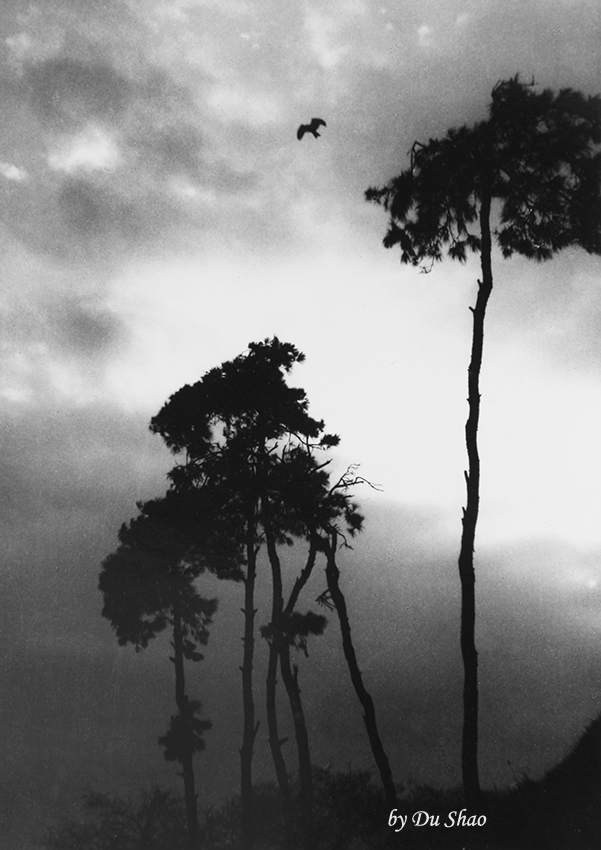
[297, 118, 327, 140]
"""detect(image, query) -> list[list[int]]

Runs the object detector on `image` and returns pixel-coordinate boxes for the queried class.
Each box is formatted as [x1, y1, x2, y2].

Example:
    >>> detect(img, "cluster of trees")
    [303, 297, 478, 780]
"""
[95, 76, 600, 849]
[99, 338, 392, 849]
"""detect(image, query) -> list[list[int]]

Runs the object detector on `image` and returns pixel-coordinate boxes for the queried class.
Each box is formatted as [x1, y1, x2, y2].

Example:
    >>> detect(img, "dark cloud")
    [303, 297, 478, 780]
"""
[58, 177, 143, 242]
[49, 297, 124, 358]
[59, 177, 116, 235]
[0, 46, 260, 263]
[0, 35, 221, 264]
[129, 121, 204, 180]
[25, 56, 130, 129]
[0, 168, 193, 266]
[211, 162, 257, 194]
[0, 254, 126, 395]
[0, 410, 163, 575]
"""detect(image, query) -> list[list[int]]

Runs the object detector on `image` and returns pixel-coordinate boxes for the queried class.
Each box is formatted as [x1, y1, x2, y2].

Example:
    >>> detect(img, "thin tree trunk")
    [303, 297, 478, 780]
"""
[240, 519, 259, 850]
[279, 640, 313, 849]
[323, 532, 396, 809]
[276, 543, 318, 848]
[172, 605, 200, 850]
[263, 518, 293, 840]
[458, 188, 493, 806]
[266, 641, 291, 797]
[284, 544, 317, 618]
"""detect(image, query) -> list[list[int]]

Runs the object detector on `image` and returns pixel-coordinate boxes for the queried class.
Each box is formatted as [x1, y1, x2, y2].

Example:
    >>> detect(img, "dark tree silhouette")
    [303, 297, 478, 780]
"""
[366, 76, 601, 803]
[320, 534, 397, 809]
[251, 446, 328, 849]
[258, 439, 349, 849]
[260, 499, 325, 848]
[304, 464, 396, 810]
[270, 605, 327, 849]
[98, 496, 236, 849]
[271, 439, 396, 811]
[149, 338, 333, 850]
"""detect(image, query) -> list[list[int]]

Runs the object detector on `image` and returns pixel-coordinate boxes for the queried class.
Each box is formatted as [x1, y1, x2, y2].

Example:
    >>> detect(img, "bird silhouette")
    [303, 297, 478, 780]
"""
[297, 118, 326, 140]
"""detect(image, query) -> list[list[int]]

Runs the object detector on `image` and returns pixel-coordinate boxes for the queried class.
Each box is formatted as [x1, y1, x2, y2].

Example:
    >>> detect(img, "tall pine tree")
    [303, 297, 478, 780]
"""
[367, 77, 601, 803]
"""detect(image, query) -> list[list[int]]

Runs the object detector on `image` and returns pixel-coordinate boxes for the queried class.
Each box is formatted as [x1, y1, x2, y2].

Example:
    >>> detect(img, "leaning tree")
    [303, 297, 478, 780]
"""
[366, 76, 601, 803]
[272, 441, 397, 810]
[313, 466, 397, 811]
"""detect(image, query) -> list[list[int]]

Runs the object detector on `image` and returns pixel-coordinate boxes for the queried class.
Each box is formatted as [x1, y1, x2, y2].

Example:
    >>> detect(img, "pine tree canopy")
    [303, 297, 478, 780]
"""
[366, 76, 601, 267]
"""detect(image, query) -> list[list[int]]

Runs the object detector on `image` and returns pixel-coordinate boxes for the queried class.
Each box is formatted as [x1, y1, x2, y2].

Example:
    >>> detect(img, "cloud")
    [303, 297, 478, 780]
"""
[417, 23, 434, 49]
[0, 1, 249, 263]
[127, 120, 203, 179]
[25, 56, 130, 130]
[58, 177, 140, 240]
[0, 272, 128, 404]
[0, 170, 187, 269]
[48, 297, 125, 359]
[0, 399, 170, 551]
[4, 30, 35, 65]
[304, 7, 351, 69]
[48, 125, 122, 173]
[0, 41, 266, 271]
[0, 161, 27, 181]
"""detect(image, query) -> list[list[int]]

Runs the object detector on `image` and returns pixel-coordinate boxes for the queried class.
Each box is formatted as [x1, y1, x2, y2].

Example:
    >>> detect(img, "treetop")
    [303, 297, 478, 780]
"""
[150, 337, 325, 457]
[366, 75, 601, 269]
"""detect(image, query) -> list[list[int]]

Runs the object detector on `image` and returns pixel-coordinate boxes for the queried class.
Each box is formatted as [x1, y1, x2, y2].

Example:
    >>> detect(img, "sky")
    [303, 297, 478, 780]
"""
[0, 0, 600, 846]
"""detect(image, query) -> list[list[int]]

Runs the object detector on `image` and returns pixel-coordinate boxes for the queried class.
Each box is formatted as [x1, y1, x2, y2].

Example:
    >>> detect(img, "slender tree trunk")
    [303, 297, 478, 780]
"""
[266, 641, 291, 797]
[284, 544, 317, 618]
[263, 518, 293, 841]
[279, 640, 313, 849]
[172, 606, 200, 850]
[281, 542, 318, 847]
[240, 519, 259, 850]
[458, 189, 493, 806]
[266, 542, 318, 849]
[324, 532, 396, 809]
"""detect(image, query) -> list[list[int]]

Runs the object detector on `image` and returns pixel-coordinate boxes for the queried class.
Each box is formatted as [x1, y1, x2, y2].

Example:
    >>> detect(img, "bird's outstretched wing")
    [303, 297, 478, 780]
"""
[310, 118, 326, 130]
[297, 124, 309, 140]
